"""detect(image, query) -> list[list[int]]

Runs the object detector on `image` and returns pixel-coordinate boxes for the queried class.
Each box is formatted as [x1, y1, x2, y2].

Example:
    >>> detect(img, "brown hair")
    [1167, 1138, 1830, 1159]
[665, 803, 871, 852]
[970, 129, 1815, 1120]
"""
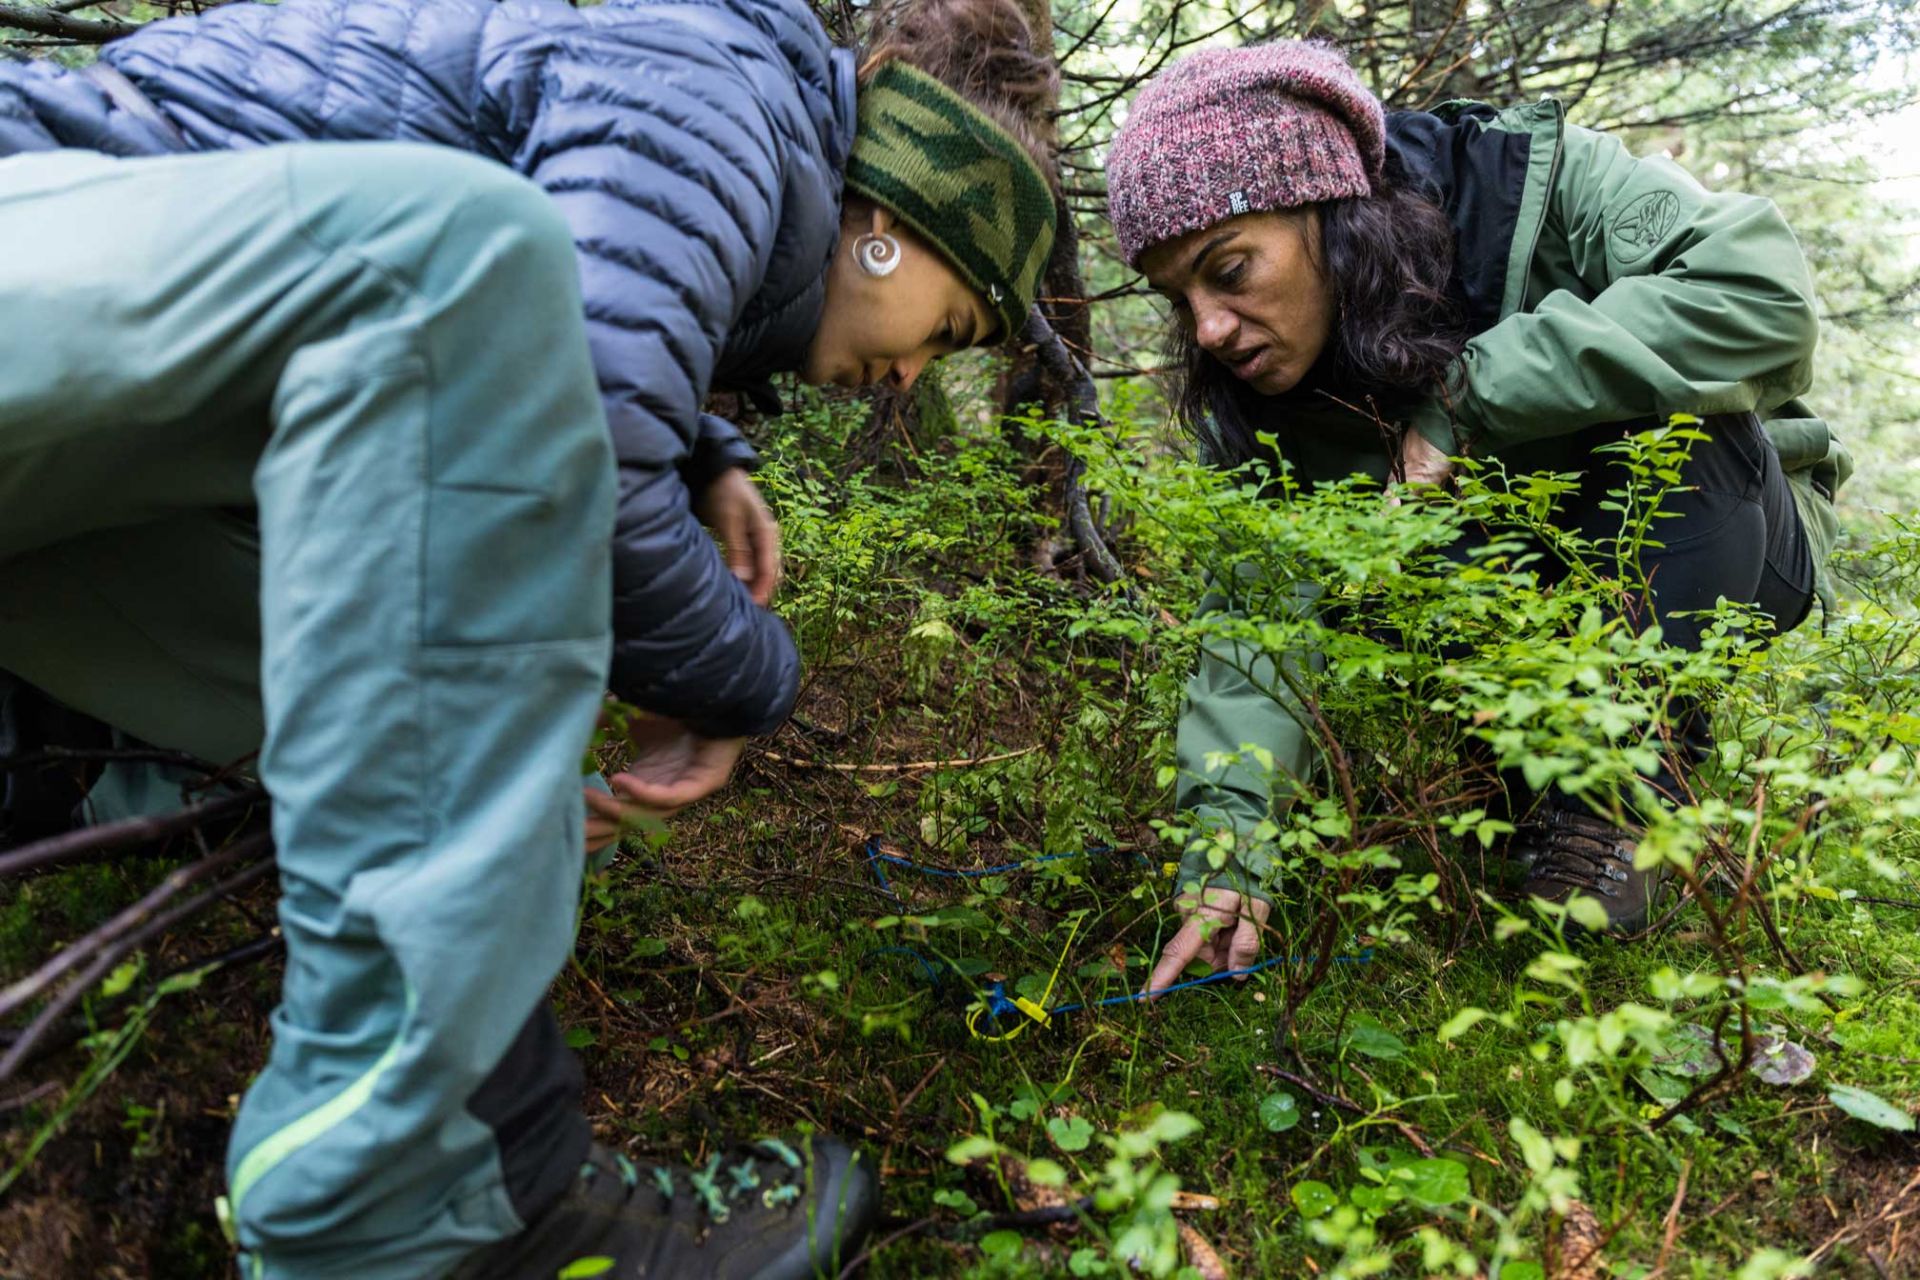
[857, 0, 1060, 187]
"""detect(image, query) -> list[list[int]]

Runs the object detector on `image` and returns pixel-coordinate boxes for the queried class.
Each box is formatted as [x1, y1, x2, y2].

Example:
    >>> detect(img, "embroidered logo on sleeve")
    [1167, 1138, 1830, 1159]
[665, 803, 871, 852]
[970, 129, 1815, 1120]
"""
[1608, 190, 1681, 264]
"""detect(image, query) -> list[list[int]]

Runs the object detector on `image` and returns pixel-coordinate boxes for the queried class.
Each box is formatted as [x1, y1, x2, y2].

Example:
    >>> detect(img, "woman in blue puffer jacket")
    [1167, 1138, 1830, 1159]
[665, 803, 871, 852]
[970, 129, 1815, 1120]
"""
[0, 0, 1058, 1275]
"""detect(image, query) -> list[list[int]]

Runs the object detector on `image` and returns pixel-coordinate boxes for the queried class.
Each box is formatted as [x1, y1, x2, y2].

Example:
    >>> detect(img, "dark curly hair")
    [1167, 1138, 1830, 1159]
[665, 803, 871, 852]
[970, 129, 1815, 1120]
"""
[1169, 151, 1471, 470]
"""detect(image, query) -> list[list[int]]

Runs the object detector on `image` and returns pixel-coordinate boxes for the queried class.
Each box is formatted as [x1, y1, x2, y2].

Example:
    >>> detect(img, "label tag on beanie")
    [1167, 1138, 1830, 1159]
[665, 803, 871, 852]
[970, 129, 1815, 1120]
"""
[1228, 190, 1250, 215]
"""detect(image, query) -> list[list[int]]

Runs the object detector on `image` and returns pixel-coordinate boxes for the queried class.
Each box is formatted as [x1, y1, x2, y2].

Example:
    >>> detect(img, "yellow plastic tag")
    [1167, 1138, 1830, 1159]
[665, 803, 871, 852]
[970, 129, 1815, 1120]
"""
[1013, 996, 1052, 1027]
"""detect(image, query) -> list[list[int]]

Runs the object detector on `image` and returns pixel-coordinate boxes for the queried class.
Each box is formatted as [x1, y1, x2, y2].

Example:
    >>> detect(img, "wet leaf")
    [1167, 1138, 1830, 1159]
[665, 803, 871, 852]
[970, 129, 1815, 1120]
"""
[1828, 1084, 1916, 1131]
[1652, 1023, 1723, 1077]
[1291, 1179, 1337, 1219]
[1749, 1034, 1816, 1086]
[1258, 1091, 1300, 1133]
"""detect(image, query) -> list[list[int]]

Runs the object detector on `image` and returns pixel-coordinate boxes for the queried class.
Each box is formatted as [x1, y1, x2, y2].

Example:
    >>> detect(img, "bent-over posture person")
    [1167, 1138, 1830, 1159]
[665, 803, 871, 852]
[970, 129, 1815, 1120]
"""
[0, 0, 1059, 1274]
[1099, 43, 1848, 994]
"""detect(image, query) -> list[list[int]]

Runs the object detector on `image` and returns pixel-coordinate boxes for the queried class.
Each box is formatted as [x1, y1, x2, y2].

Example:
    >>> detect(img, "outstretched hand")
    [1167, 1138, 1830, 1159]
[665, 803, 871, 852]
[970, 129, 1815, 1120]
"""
[583, 716, 746, 855]
[1143, 887, 1272, 999]
[696, 467, 782, 607]
[610, 715, 746, 813]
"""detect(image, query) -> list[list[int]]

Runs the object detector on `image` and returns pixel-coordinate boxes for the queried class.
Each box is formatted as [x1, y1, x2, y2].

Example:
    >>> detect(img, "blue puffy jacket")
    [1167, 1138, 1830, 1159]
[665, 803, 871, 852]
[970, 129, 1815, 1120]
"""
[0, 0, 853, 737]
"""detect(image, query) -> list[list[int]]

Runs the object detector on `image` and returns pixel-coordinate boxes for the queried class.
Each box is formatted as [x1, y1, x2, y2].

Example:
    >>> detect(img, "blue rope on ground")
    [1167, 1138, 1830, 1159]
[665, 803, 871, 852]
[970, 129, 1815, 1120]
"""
[856, 838, 1374, 1035]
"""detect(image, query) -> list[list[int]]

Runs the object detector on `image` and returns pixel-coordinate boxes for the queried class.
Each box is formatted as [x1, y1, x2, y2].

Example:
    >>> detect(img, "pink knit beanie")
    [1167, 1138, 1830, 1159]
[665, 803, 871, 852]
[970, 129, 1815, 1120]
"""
[1107, 42, 1385, 266]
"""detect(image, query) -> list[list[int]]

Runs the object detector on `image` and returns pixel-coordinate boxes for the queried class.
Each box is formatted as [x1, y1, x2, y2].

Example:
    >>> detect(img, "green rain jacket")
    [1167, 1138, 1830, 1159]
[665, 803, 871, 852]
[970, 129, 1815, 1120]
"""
[1174, 99, 1852, 899]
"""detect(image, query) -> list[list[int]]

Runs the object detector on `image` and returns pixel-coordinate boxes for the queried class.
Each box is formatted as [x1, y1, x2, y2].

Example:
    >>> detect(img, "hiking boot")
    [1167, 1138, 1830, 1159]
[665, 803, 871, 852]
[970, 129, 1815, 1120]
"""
[447, 1134, 877, 1280]
[1510, 804, 1660, 934]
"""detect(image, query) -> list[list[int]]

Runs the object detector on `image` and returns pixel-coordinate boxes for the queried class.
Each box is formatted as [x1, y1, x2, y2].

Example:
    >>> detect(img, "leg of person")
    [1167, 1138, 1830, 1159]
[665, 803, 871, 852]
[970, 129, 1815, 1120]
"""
[1507, 412, 1814, 930]
[0, 509, 606, 1275]
[0, 144, 875, 1279]
[0, 512, 265, 764]
[0, 669, 113, 846]
[1580, 411, 1813, 799]
[0, 143, 613, 1277]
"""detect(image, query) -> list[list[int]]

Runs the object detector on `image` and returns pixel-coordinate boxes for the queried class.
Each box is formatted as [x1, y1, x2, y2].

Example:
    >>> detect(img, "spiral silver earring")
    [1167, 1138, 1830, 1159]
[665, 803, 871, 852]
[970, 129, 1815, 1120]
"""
[854, 231, 902, 277]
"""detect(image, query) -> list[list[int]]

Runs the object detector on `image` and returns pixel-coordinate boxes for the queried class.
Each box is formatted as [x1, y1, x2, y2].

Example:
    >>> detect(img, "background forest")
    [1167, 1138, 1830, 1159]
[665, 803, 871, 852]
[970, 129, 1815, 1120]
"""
[3, 0, 1919, 1276]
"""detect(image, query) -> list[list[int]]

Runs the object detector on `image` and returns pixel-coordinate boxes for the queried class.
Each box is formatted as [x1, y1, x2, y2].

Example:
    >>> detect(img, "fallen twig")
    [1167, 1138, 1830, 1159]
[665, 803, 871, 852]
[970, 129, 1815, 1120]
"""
[1259, 1063, 1436, 1157]
[0, 842, 273, 1084]
[0, 1, 130, 41]
[0, 833, 269, 1020]
[0, 932, 280, 1074]
[0, 789, 261, 880]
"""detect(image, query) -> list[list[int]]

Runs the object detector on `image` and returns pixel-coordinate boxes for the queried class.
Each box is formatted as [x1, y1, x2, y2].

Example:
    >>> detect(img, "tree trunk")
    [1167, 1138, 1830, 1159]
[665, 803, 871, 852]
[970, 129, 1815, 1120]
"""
[998, 0, 1108, 579]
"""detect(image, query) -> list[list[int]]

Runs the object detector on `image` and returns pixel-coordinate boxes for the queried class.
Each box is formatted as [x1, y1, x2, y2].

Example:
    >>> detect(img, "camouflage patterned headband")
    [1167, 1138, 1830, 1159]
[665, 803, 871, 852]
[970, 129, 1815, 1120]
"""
[845, 62, 1057, 342]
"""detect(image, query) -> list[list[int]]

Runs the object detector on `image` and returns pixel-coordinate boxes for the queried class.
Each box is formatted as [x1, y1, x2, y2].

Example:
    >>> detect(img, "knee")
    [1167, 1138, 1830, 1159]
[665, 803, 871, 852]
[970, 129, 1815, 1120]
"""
[413, 150, 577, 279]
[289, 144, 578, 299]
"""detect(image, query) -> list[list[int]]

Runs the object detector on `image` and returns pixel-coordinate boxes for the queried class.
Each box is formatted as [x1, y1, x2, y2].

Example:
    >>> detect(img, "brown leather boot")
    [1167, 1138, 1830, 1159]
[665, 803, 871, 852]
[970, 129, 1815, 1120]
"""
[1510, 803, 1660, 934]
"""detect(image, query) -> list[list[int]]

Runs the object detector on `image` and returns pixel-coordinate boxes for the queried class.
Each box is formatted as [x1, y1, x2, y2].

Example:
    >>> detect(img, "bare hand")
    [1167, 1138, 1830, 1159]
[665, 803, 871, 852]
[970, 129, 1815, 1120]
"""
[608, 715, 746, 814]
[695, 467, 782, 607]
[1388, 429, 1454, 505]
[1143, 888, 1272, 999]
[583, 785, 627, 856]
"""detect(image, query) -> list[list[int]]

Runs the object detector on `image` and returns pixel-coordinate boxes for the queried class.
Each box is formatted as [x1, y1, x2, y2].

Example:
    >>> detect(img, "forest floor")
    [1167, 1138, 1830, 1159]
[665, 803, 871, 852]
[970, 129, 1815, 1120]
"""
[5, 398, 1919, 1279]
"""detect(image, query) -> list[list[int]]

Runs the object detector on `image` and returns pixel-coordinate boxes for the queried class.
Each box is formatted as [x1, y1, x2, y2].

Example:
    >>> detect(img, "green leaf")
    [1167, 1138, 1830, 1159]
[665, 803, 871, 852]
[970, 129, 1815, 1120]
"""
[1828, 1085, 1916, 1131]
[1564, 894, 1612, 933]
[945, 1135, 1001, 1164]
[557, 1258, 616, 1279]
[628, 938, 668, 959]
[1349, 1183, 1395, 1217]
[1499, 1265, 1545, 1280]
[1258, 1091, 1300, 1133]
[979, 1229, 1024, 1258]
[1047, 1115, 1095, 1152]
[1142, 1110, 1201, 1145]
[562, 1027, 596, 1050]
[1026, 1158, 1068, 1186]
[1395, 1157, 1471, 1207]
[1438, 1007, 1491, 1041]
[1344, 1016, 1407, 1060]
[1291, 1179, 1338, 1219]
[1510, 1118, 1555, 1174]
[932, 1188, 979, 1216]
[101, 958, 143, 1000]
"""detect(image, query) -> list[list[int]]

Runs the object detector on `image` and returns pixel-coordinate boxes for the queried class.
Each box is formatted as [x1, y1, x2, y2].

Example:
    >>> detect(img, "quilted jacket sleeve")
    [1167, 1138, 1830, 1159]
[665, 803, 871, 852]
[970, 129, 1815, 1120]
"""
[498, 18, 802, 737]
[686, 413, 762, 494]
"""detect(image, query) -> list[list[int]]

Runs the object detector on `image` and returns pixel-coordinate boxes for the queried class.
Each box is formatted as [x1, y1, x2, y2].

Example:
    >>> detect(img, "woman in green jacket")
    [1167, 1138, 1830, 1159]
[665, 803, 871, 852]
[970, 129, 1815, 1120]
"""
[1104, 43, 1849, 991]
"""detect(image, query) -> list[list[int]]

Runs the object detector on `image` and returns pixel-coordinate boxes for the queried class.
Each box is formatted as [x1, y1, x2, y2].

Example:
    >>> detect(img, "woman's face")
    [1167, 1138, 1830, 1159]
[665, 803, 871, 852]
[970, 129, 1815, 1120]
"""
[803, 204, 995, 392]
[1139, 209, 1335, 396]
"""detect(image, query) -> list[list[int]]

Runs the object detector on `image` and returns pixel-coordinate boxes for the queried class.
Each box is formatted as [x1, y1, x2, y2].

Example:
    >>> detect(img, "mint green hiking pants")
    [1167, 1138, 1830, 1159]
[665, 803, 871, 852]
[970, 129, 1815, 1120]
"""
[0, 144, 616, 1277]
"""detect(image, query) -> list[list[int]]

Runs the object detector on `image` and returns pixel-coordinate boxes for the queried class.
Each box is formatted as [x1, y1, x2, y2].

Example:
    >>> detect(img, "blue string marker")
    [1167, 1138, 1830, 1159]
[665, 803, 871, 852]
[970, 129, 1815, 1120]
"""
[858, 839, 1374, 1041]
